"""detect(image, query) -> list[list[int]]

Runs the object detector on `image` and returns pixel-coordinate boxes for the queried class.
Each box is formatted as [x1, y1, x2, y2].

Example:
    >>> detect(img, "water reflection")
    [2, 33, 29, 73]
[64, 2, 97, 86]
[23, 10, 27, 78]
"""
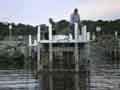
[0, 70, 40, 90]
[38, 72, 88, 90]
[85, 44, 120, 90]
[0, 44, 120, 90]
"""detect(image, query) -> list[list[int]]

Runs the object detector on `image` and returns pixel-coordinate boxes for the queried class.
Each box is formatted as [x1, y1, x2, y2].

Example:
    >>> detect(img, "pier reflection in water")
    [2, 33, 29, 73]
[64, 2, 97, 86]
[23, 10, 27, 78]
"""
[0, 44, 120, 90]
[84, 44, 120, 90]
[36, 43, 89, 90]
[38, 69, 88, 90]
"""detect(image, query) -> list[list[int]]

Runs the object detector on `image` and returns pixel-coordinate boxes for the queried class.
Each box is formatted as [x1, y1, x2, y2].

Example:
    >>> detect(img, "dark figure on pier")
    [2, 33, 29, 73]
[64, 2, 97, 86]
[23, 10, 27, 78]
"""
[49, 18, 56, 35]
[70, 8, 81, 39]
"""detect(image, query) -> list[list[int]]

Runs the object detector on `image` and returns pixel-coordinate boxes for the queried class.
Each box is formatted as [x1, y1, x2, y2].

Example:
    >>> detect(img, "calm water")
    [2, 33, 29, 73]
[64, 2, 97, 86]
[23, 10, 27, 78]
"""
[0, 44, 120, 90]
[85, 44, 120, 90]
[0, 70, 40, 90]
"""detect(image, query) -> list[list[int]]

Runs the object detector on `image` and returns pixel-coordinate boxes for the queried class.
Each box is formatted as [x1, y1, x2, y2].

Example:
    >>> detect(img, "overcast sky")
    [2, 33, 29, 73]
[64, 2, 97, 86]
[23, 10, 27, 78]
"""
[0, 0, 120, 25]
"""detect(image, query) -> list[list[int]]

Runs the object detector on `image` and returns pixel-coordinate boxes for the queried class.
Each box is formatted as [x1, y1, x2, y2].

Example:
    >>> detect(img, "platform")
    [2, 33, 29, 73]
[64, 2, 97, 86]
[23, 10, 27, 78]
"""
[38, 39, 90, 44]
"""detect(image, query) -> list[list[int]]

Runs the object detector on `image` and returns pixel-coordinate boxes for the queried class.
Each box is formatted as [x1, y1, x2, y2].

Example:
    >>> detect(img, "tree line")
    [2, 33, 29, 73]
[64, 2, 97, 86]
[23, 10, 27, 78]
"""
[0, 19, 120, 37]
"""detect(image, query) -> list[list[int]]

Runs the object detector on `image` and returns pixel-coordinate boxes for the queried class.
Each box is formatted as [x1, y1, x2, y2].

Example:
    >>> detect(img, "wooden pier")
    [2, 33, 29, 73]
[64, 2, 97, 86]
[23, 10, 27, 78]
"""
[28, 23, 90, 90]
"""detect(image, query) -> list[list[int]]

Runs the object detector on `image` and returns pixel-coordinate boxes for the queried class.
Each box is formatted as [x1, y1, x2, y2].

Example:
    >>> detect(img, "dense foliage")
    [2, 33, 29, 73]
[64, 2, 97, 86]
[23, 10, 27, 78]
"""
[0, 23, 36, 36]
[0, 19, 120, 37]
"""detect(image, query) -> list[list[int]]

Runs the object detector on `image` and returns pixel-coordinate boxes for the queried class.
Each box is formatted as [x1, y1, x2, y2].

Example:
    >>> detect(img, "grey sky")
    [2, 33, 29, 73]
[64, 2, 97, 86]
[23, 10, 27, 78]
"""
[0, 0, 120, 25]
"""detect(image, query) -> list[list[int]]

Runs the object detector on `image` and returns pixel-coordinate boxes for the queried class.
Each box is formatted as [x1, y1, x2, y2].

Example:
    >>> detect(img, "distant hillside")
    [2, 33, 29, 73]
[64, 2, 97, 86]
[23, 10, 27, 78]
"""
[0, 19, 120, 38]
[82, 19, 120, 33]
[0, 23, 36, 36]
[52, 19, 120, 35]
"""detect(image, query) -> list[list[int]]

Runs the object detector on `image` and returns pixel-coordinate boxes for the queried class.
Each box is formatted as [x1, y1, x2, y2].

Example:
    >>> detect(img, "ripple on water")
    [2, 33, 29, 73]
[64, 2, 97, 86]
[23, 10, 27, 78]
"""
[0, 70, 40, 90]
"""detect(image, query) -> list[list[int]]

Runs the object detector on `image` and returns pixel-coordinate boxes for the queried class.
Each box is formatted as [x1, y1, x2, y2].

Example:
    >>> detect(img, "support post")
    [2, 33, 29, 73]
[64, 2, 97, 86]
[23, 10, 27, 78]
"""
[75, 73, 80, 90]
[49, 24, 52, 40]
[74, 43, 80, 90]
[75, 43, 79, 72]
[82, 25, 87, 41]
[48, 24, 53, 90]
[92, 32, 96, 41]
[84, 25, 87, 41]
[49, 43, 53, 71]
[9, 24, 12, 40]
[29, 35, 32, 46]
[115, 31, 118, 39]
[49, 75, 53, 90]
[36, 25, 42, 72]
[37, 25, 42, 71]
[87, 32, 90, 41]
[37, 25, 41, 42]
[36, 25, 43, 72]
[28, 46, 32, 61]
[75, 23, 78, 40]
[28, 34, 32, 74]
[49, 24, 53, 71]
[37, 45, 42, 71]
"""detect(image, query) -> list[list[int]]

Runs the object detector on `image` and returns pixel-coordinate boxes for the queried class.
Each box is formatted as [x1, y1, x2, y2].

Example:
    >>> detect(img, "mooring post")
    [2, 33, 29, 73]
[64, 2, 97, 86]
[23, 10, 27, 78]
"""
[48, 24, 53, 90]
[29, 35, 32, 46]
[74, 43, 80, 90]
[49, 23, 52, 40]
[28, 35, 32, 72]
[74, 23, 80, 90]
[115, 31, 118, 39]
[75, 43, 79, 72]
[9, 24, 12, 41]
[28, 34, 32, 60]
[74, 23, 79, 72]
[49, 43, 53, 72]
[37, 25, 42, 72]
[75, 23, 78, 40]
[37, 25, 41, 42]
[49, 24, 53, 72]
[82, 25, 87, 41]
[87, 32, 90, 41]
